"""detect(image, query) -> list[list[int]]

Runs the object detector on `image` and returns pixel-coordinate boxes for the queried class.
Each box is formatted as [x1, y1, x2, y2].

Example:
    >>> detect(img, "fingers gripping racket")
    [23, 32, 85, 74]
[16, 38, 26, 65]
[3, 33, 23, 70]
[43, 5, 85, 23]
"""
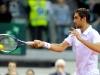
[0, 34, 34, 53]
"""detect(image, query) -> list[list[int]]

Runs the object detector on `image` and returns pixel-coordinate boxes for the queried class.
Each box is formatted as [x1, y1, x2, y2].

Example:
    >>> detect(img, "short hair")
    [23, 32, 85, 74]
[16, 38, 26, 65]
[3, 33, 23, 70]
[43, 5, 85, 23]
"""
[74, 8, 90, 23]
[55, 59, 66, 67]
[26, 68, 35, 75]
[8, 61, 16, 66]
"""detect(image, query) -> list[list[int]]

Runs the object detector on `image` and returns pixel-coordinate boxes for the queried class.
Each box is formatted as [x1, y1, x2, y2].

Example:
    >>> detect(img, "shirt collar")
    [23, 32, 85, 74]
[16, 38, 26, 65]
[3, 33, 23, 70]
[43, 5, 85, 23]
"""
[82, 25, 92, 35]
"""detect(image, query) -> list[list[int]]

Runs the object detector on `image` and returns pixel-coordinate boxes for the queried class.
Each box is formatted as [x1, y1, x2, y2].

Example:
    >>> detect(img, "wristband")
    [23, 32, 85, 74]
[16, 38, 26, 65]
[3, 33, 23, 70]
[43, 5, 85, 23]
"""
[43, 42, 51, 49]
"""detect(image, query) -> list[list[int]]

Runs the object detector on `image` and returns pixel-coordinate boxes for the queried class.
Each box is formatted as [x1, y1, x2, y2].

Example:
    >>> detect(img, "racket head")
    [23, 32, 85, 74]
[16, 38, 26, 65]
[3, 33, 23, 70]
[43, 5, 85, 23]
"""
[0, 34, 18, 53]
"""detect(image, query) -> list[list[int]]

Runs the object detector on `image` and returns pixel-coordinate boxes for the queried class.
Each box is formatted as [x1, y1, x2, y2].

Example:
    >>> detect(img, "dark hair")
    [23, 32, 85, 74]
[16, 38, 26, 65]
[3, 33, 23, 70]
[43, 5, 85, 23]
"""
[74, 8, 90, 23]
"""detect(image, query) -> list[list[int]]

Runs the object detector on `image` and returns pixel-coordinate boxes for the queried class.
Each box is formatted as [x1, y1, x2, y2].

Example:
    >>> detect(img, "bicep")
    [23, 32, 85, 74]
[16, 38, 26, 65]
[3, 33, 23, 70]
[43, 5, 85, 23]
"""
[49, 35, 72, 52]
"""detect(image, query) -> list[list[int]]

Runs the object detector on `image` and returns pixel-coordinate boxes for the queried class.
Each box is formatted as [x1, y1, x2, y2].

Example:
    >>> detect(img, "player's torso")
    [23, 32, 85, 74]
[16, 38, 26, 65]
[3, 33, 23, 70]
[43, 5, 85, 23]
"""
[72, 29, 99, 75]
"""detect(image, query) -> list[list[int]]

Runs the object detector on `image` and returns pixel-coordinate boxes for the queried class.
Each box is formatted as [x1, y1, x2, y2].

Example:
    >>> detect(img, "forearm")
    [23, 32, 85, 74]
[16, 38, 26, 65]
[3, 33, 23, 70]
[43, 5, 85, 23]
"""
[78, 37, 100, 53]
[43, 42, 69, 52]
[32, 40, 69, 52]
[49, 43, 66, 52]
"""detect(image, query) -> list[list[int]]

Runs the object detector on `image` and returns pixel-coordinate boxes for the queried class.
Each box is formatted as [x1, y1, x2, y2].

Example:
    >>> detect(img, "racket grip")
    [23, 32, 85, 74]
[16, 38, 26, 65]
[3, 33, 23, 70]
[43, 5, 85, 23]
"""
[25, 41, 34, 45]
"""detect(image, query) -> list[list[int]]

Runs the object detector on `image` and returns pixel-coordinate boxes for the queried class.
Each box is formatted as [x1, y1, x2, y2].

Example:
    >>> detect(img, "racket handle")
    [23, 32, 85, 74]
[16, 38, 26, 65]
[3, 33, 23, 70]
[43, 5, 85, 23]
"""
[25, 41, 34, 45]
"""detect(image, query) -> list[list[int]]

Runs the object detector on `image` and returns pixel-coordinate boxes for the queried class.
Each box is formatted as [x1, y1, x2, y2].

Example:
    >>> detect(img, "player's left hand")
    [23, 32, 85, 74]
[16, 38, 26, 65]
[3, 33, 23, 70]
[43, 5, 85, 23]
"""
[70, 28, 81, 40]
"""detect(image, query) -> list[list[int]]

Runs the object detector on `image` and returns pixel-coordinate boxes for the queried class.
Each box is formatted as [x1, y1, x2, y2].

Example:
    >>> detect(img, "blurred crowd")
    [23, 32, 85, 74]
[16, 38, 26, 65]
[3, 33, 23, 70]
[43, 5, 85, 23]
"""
[5, 61, 35, 75]
[0, 0, 100, 75]
[0, 0, 100, 43]
[3, 59, 70, 75]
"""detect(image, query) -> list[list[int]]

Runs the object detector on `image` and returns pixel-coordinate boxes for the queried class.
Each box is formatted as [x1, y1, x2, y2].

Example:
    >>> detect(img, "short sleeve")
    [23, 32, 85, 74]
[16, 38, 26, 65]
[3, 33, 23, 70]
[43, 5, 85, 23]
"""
[64, 34, 73, 46]
[93, 31, 100, 43]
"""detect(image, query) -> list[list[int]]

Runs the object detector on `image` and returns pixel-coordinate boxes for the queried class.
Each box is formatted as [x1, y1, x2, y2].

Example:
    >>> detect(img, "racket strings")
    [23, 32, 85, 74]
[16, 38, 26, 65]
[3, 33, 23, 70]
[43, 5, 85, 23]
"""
[0, 36, 17, 51]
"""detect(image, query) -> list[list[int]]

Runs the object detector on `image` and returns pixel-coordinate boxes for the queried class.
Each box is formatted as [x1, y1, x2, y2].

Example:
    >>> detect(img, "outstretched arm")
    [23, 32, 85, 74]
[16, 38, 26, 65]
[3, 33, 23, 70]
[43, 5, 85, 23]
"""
[32, 40, 70, 52]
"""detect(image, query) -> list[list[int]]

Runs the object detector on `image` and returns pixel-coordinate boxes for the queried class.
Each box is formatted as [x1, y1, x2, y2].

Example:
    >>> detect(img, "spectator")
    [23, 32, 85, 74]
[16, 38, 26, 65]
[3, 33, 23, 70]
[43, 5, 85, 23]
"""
[49, 59, 70, 75]
[26, 68, 35, 75]
[52, 0, 72, 43]
[92, 3, 100, 33]
[6, 61, 18, 75]
[9, 0, 27, 23]
[46, 0, 56, 42]
[28, 0, 49, 42]
[0, 3, 12, 23]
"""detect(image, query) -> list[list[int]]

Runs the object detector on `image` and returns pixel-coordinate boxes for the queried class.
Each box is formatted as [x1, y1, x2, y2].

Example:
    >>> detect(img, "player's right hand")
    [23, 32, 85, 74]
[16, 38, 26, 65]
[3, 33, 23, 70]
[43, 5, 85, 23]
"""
[32, 40, 45, 48]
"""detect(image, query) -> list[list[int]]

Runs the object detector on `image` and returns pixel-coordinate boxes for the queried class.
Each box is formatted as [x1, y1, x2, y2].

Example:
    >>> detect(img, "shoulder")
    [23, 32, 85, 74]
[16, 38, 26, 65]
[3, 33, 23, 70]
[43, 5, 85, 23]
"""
[88, 25, 99, 35]
[90, 26, 100, 36]
[89, 26, 100, 42]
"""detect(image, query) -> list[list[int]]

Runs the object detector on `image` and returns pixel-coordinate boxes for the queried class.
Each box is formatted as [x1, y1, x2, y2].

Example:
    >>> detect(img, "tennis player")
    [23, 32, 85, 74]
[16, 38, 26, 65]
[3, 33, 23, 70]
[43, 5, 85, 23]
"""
[32, 8, 100, 75]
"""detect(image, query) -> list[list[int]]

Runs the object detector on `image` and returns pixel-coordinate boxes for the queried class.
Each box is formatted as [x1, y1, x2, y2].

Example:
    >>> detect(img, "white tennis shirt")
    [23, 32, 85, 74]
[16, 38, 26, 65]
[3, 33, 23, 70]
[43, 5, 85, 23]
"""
[64, 25, 100, 75]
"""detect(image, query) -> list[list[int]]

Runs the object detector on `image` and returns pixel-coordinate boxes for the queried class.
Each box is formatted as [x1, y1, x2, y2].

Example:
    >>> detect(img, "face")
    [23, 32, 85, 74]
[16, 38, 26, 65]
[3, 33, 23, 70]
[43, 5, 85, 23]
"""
[56, 64, 64, 72]
[73, 13, 83, 28]
[8, 62, 16, 72]
[0, 4, 7, 13]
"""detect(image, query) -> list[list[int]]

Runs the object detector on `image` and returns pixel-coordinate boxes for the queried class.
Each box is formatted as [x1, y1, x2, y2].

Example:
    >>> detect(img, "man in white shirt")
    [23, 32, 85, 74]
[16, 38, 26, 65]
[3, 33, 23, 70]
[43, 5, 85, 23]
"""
[30, 8, 100, 75]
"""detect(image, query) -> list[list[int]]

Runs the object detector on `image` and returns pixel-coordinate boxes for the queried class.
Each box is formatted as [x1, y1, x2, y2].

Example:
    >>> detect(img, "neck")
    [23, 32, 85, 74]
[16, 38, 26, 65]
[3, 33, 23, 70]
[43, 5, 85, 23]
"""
[81, 22, 89, 33]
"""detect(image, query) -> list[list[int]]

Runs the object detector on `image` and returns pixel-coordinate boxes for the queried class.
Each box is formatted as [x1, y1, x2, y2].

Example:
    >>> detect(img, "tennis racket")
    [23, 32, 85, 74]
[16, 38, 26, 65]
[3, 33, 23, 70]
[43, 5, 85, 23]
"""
[0, 34, 34, 53]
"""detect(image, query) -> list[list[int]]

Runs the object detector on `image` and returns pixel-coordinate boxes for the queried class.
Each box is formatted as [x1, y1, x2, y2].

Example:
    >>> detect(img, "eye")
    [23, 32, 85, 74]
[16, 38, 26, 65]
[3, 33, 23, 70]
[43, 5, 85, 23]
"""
[74, 16, 78, 19]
